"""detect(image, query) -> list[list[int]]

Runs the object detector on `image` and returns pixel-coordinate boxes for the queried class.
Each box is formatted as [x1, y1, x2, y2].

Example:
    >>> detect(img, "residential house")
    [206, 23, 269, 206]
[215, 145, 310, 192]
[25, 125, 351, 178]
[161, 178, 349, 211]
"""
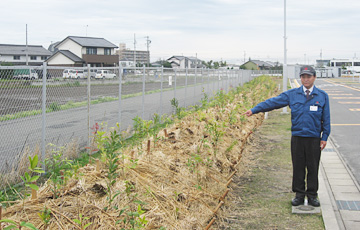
[0, 44, 52, 66]
[46, 36, 119, 67]
[167, 56, 202, 69]
[240, 60, 276, 70]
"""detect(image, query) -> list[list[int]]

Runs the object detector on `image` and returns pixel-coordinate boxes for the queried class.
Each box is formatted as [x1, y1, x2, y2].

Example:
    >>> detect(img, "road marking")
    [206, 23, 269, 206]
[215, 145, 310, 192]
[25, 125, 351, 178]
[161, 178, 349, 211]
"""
[349, 108, 360, 111]
[332, 97, 360, 99]
[322, 79, 360, 92]
[293, 79, 300, 87]
[328, 94, 353, 96]
[331, 124, 360, 126]
[339, 102, 360, 104]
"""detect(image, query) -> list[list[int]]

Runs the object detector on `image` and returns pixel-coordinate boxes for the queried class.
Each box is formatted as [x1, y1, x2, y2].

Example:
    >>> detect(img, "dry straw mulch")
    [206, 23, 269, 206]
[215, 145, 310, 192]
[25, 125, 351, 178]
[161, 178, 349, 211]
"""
[2, 82, 275, 229]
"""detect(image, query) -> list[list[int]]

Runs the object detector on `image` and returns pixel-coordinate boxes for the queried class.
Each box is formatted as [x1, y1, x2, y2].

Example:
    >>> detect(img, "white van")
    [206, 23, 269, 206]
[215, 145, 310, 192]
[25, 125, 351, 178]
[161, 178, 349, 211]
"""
[95, 70, 116, 79]
[62, 69, 74, 79]
[70, 70, 85, 79]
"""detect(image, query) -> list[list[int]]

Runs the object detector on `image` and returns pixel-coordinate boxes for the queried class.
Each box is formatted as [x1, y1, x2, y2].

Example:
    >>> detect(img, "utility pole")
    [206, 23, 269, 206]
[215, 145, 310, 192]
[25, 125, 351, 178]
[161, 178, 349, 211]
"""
[282, 0, 288, 114]
[146, 36, 151, 67]
[134, 33, 136, 67]
[26, 24, 28, 66]
[243, 51, 246, 63]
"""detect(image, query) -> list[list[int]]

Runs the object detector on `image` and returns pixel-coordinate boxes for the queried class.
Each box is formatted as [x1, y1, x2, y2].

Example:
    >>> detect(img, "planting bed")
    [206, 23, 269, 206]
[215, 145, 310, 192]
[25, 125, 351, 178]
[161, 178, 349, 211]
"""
[0, 76, 278, 229]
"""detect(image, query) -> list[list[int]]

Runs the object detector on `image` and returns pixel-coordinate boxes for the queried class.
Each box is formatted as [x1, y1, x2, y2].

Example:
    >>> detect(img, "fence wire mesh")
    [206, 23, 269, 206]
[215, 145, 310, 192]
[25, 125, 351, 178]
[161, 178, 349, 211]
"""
[0, 64, 282, 187]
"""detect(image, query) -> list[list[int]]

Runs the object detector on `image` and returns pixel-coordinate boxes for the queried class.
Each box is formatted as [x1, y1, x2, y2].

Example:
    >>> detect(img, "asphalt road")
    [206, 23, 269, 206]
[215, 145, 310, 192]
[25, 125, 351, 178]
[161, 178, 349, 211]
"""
[298, 78, 360, 185]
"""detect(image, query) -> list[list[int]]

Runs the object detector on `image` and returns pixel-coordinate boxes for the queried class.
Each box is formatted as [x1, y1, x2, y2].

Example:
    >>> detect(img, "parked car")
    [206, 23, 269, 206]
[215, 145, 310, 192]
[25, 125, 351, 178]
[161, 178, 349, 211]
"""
[84, 69, 97, 78]
[95, 70, 116, 79]
[62, 69, 74, 79]
[70, 70, 84, 79]
[13, 69, 39, 80]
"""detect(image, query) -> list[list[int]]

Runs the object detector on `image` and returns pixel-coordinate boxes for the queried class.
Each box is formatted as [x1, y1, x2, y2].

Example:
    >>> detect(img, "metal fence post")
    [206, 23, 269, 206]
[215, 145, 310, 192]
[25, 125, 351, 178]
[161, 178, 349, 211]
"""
[142, 64, 145, 119]
[184, 67, 188, 108]
[41, 62, 47, 171]
[174, 68, 177, 100]
[87, 64, 91, 154]
[160, 66, 164, 117]
[118, 62, 123, 130]
[194, 67, 197, 105]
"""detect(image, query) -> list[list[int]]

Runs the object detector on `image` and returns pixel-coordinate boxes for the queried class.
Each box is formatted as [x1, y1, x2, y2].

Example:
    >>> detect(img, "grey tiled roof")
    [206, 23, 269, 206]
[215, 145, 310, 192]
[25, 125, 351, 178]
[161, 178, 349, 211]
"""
[0, 44, 52, 56]
[250, 60, 274, 67]
[57, 50, 83, 62]
[57, 36, 118, 48]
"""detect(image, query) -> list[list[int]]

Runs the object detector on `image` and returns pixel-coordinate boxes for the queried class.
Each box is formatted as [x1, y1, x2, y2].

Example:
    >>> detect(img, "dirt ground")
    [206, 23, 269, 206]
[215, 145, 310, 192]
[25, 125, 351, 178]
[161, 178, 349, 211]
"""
[0, 81, 175, 115]
[214, 109, 324, 230]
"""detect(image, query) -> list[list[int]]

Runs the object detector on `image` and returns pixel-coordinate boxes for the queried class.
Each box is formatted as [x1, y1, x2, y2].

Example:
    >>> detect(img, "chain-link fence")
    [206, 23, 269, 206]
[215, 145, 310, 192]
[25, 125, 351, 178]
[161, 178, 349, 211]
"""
[0, 64, 282, 186]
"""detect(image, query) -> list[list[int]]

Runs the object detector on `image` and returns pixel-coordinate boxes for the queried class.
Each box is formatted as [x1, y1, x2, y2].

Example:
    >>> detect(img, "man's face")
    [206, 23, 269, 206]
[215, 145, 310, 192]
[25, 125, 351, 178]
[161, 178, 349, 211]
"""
[300, 74, 316, 89]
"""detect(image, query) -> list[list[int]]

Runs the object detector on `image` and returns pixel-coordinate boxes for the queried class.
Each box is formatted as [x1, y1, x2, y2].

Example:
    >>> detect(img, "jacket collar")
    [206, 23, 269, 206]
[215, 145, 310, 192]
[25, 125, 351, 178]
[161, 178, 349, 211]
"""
[297, 85, 318, 95]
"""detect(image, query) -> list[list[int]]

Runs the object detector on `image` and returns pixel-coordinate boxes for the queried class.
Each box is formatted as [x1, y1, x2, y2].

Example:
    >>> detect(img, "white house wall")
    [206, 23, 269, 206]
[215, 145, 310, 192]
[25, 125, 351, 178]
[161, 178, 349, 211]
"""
[47, 53, 75, 65]
[0, 55, 46, 64]
[57, 39, 82, 57]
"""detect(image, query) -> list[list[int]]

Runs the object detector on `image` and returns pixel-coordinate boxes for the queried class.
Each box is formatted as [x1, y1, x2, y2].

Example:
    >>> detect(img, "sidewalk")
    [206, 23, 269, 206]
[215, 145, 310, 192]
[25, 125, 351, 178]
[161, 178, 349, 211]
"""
[319, 138, 360, 230]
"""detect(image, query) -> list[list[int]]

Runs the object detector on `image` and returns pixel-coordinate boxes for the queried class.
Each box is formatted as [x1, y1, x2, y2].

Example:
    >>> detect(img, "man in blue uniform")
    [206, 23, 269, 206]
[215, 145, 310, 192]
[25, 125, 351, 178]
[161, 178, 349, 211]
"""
[244, 66, 330, 207]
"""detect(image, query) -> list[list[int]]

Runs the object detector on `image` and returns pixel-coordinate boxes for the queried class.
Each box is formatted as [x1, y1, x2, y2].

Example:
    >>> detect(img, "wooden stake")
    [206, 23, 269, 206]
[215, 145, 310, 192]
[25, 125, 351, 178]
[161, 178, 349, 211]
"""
[227, 170, 237, 181]
[204, 217, 216, 230]
[96, 159, 100, 172]
[220, 189, 230, 201]
[213, 201, 224, 214]
[226, 178, 233, 187]
[164, 129, 168, 137]
[147, 140, 151, 154]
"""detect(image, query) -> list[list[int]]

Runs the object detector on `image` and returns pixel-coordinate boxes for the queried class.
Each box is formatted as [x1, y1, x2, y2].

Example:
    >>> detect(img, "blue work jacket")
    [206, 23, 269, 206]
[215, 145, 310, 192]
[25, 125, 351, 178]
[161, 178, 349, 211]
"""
[251, 85, 331, 141]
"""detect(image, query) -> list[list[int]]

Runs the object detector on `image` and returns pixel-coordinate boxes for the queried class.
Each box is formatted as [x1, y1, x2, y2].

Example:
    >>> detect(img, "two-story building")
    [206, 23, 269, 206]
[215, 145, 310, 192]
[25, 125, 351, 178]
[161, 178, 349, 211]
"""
[167, 56, 202, 69]
[46, 36, 119, 67]
[0, 44, 52, 66]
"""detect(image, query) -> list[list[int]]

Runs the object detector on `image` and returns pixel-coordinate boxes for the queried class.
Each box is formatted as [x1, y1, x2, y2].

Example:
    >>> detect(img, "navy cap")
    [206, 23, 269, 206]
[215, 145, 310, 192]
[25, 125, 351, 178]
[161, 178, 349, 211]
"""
[300, 66, 316, 76]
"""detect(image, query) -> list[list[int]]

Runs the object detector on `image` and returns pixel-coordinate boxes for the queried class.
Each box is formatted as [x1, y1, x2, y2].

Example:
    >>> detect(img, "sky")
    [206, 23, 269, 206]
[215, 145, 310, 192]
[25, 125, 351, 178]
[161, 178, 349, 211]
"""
[1, 0, 360, 65]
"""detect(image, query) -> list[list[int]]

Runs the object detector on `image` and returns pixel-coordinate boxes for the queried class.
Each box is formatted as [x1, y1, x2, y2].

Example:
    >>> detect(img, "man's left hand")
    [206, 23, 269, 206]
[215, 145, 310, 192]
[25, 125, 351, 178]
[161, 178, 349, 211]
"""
[320, 141, 327, 151]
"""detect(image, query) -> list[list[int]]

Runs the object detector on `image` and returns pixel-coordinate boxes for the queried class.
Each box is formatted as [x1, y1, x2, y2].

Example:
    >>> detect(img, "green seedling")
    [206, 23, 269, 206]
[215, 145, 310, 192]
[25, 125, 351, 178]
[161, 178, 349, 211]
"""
[0, 219, 38, 230]
[73, 213, 92, 230]
[20, 155, 44, 194]
[37, 206, 51, 226]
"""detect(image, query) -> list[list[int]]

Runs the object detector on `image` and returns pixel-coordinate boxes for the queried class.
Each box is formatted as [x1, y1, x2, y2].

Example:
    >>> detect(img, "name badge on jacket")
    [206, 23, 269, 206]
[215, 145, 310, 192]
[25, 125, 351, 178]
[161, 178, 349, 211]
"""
[310, 106, 318, 111]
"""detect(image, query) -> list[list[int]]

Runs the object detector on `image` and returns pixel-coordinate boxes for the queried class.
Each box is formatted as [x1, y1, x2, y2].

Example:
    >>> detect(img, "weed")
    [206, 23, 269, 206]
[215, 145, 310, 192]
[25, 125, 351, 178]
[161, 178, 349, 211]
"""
[117, 204, 148, 229]
[48, 102, 61, 112]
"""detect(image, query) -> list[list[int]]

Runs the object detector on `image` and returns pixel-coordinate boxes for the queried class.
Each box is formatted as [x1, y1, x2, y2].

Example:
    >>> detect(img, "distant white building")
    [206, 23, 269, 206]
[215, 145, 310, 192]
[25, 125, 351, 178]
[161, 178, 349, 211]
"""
[0, 44, 52, 66]
[329, 58, 360, 72]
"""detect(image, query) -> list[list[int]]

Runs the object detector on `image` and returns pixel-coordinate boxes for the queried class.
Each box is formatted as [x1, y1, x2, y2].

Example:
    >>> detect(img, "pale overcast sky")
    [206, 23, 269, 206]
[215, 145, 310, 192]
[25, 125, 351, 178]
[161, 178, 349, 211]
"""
[1, 0, 359, 64]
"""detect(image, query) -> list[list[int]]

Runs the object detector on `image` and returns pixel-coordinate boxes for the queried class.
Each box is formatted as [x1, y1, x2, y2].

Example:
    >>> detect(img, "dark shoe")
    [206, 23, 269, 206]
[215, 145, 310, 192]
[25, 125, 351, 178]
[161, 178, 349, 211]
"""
[308, 197, 320, 207]
[291, 197, 304, 206]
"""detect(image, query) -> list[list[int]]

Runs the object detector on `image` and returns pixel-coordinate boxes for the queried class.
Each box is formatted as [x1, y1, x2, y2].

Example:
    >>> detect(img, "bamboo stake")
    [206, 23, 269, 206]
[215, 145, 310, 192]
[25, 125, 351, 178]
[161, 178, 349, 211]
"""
[147, 140, 151, 154]
[226, 178, 233, 187]
[96, 159, 100, 172]
[31, 182, 37, 200]
[0, 204, 2, 230]
[205, 217, 216, 230]
[164, 129, 168, 137]
[220, 189, 230, 201]
[213, 201, 224, 214]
